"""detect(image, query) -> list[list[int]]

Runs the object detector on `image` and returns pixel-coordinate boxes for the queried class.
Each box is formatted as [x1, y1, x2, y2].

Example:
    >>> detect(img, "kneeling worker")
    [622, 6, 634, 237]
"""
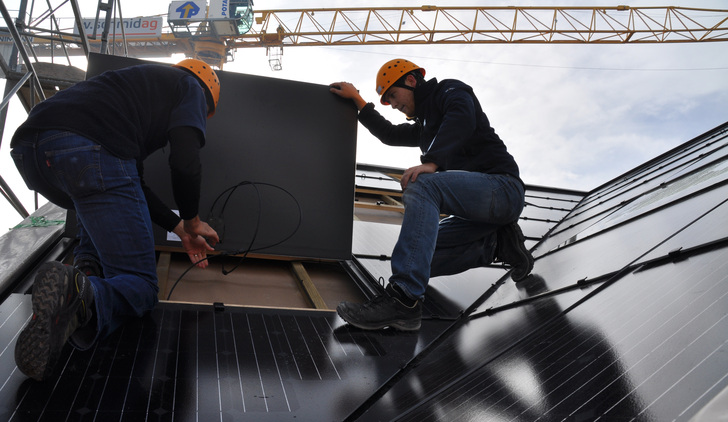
[330, 59, 534, 331]
[11, 58, 221, 380]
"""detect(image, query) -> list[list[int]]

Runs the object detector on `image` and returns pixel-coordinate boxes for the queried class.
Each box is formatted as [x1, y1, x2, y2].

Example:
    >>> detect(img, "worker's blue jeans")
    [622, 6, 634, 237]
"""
[11, 130, 159, 349]
[390, 171, 525, 299]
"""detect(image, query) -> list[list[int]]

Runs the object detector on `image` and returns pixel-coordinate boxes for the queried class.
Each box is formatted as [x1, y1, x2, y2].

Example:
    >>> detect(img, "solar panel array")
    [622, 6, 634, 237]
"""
[1, 121, 725, 421]
[355, 121, 728, 420]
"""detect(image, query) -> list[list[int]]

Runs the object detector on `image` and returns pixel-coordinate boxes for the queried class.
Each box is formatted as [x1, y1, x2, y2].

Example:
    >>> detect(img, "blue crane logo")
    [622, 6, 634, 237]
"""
[176, 1, 201, 19]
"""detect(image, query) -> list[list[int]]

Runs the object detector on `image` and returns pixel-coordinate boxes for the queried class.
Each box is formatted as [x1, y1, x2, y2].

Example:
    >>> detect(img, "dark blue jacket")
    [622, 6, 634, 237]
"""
[358, 78, 522, 182]
[12, 64, 209, 230]
[12, 64, 207, 160]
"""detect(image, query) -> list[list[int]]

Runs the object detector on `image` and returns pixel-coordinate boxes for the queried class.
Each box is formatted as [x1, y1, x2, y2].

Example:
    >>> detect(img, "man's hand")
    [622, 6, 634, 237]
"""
[329, 82, 367, 110]
[181, 232, 215, 269]
[183, 215, 219, 244]
[401, 162, 439, 189]
[174, 217, 219, 268]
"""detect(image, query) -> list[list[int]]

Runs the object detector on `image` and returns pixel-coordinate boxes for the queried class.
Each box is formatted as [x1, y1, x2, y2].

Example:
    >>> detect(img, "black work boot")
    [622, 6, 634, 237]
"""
[74, 258, 104, 278]
[336, 283, 422, 331]
[495, 222, 534, 282]
[15, 261, 95, 381]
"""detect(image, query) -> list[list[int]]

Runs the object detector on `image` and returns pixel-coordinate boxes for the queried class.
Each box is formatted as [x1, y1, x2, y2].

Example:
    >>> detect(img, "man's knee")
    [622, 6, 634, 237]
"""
[402, 173, 435, 203]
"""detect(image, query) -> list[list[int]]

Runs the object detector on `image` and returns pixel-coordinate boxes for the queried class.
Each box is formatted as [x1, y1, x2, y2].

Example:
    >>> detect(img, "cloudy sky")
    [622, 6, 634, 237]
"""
[1, 0, 727, 230]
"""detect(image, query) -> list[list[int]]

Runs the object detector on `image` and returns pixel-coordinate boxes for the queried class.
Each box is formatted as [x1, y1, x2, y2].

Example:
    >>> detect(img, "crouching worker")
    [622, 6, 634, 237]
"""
[10, 59, 221, 381]
[330, 59, 534, 331]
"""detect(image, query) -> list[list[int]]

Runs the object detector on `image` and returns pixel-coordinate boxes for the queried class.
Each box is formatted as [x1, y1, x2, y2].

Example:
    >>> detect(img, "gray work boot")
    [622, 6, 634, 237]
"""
[336, 283, 422, 331]
[15, 261, 95, 381]
[496, 222, 534, 282]
[74, 258, 104, 278]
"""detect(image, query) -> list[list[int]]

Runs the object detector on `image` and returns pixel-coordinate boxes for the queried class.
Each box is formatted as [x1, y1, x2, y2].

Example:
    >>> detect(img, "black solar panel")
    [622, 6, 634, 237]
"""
[0, 296, 452, 421]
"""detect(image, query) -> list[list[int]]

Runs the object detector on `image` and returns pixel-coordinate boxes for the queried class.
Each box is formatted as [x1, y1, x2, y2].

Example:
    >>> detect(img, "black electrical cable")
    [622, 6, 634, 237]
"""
[221, 182, 302, 254]
[209, 181, 262, 276]
[165, 181, 302, 300]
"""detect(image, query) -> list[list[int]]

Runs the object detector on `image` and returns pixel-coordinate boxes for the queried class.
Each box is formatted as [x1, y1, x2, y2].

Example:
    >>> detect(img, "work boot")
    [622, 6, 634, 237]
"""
[336, 283, 422, 331]
[15, 261, 95, 381]
[75, 258, 104, 278]
[495, 222, 534, 282]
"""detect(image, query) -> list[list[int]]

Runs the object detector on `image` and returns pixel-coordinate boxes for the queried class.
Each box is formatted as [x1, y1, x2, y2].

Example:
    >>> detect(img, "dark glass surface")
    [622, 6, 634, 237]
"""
[538, 168, 728, 254]
[1, 297, 454, 421]
[365, 247, 728, 421]
[547, 139, 728, 248]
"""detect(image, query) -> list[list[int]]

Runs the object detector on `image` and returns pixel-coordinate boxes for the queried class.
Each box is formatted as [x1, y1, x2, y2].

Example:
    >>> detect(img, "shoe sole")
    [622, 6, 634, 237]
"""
[500, 223, 535, 282]
[511, 244, 534, 282]
[336, 307, 421, 331]
[15, 262, 76, 381]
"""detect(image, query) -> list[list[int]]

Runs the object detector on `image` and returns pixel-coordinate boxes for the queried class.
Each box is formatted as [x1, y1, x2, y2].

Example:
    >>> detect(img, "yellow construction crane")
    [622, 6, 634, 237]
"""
[244, 5, 728, 46]
[10, 5, 728, 70]
[240, 5, 728, 70]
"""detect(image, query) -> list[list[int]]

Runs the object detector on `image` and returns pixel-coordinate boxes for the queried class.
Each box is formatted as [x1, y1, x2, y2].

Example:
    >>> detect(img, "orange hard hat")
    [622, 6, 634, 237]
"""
[173, 58, 221, 118]
[375, 59, 425, 105]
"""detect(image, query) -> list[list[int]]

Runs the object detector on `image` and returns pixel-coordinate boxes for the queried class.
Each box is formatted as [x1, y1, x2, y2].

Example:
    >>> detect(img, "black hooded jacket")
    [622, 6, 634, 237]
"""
[358, 78, 522, 183]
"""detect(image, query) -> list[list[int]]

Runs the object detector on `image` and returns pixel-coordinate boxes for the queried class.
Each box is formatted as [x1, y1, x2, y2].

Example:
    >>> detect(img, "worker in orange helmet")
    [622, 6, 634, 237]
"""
[10, 58, 221, 381]
[330, 58, 533, 331]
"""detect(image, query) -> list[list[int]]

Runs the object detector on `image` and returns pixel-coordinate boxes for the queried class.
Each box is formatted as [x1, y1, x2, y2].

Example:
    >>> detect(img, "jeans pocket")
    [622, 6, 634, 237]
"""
[45, 144, 104, 198]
